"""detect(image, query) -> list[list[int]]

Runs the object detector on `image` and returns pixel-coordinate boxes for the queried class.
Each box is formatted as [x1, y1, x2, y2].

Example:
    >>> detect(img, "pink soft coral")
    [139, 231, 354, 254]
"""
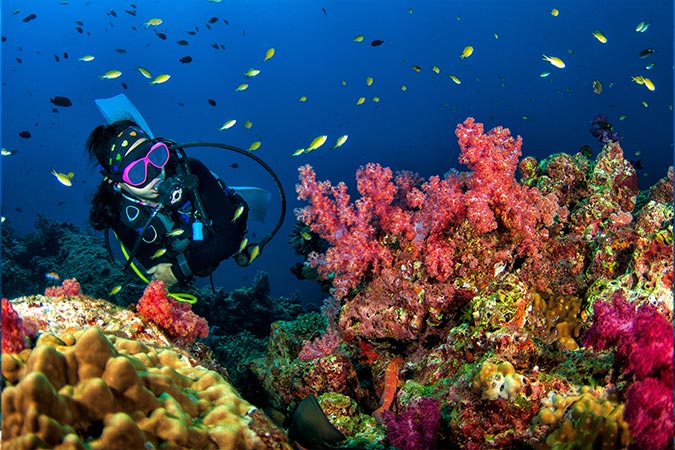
[583, 292, 674, 450]
[2, 298, 29, 353]
[137, 280, 208, 343]
[44, 278, 81, 297]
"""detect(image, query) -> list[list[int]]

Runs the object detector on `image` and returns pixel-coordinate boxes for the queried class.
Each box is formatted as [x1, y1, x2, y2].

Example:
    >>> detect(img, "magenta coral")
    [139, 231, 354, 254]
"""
[137, 280, 209, 343]
[44, 278, 81, 297]
[583, 292, 674, 450]
[382, 397, 441, 450]
[2, 298, 29, 353]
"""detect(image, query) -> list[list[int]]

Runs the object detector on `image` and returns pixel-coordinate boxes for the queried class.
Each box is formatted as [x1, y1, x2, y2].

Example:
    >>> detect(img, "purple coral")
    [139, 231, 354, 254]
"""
[590, 114, 621, 144]
[382, 397, 441, 450]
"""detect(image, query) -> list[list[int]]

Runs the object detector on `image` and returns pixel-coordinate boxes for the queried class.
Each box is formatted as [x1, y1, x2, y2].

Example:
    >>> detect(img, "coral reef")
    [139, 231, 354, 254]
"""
[193, 271, 305, 338]
[2, 327, 291, 449]
[1, 215, 140, 304]
[258, 117, 675, 448]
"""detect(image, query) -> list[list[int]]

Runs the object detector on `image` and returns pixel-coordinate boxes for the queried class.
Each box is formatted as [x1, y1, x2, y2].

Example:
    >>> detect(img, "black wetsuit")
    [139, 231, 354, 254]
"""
[112, 157, 248, 284]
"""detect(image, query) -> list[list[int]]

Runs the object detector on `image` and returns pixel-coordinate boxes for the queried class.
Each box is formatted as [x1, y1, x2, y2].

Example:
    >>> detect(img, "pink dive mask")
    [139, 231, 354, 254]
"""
[121, 142, 170, 187]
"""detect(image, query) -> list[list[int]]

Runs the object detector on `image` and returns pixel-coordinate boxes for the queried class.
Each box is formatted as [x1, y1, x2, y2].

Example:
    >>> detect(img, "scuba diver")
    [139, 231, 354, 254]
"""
[87, 94, 285, 294]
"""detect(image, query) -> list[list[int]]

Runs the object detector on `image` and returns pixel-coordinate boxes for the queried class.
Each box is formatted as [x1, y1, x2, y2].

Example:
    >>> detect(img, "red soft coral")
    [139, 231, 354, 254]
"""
[44, 278, 81, 297]
[137, 280, 208, 343]
[2, 298, 29, 353]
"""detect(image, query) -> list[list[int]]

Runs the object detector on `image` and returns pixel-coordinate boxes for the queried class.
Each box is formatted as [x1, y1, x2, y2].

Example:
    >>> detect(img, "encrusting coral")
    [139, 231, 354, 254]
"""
[2, 327, 291, 450]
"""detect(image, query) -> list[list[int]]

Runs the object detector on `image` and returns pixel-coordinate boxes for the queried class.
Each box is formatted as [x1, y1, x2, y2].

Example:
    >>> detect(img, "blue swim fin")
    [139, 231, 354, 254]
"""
[231, 186, 271, 222]
[94, 94, 155, 139]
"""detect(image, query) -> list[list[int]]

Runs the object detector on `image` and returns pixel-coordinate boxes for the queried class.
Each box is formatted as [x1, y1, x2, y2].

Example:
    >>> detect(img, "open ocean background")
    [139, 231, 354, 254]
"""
[1, 0, 673, 306]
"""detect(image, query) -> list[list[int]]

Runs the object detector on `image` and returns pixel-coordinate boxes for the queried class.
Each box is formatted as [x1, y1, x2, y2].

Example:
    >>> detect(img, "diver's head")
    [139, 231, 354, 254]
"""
[106, 126, 171, 202]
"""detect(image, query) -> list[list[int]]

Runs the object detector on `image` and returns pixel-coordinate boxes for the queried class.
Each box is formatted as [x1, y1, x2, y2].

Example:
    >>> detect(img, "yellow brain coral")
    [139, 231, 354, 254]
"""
[1, 327, 291, 450]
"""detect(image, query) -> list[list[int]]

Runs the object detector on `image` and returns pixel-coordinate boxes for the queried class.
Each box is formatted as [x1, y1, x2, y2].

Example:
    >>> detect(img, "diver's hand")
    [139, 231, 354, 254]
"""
[147, 263, 178, 287]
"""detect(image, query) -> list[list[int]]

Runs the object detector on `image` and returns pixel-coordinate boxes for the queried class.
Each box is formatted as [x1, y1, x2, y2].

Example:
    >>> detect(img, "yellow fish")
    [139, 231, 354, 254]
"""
[592, 31, 607, 44]
[635, 21, 649, 32]
[235, 83, 249, 92]
[231, 205, 245, 222]
[460, 46, 474, 59]
[300, 231, 312, 241]
[411, 65, 422, 72]
[449, 75, 461, 85]
[353, 35, 364, 42]
[592, 79, 603, 95]
[341, 80, 347, 86]
[333, 135, 348, 149]
[136, 67, 152, 79]
[372, 96, 380, 103]
[291, 148, 305, 156]
[263, 47, 275, 61]
[78, 55, 95, 62]
[431, 66, 441, 74]
[298, 95, 307, 102]
[109, 285, 122, 296]
[1, 148, 17, 156]
[51, 168, 74, 186]
[540, 71, 551, 78]
[248, 245, 260, 263]
[366, 76, 374, 86]
[99, 69, 122, 80]
[619, 115, 627, 121]
[144, 18, 163, 27]
[631, 75, 645, 85]
[218, 119, 237, 131]
[401, 85, 408, 91]
[641, 100, 648, 108]
[306, 135, 328, 152]
[550, 8, 559, 17]
[244, 68, 261, 77]
[356, 97, 366, 105]
[642, 77, 655, 91]
[150, 248, 167, 260]
[244, 120, 253, 129]
[542, 54, 565, 68]
[166, 228, 185, 237]
[238, 238, 248, 253]
[247, 141, 262, 152]
[149, 74, 171, 85]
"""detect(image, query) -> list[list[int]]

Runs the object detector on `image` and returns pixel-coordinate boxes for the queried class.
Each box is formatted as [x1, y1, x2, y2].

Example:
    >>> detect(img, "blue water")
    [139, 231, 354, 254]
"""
[2, 0, 673, 305]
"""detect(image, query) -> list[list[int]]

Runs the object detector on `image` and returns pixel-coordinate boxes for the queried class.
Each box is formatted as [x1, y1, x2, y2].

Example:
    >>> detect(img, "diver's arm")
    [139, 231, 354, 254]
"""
[112, 222, 190, 284]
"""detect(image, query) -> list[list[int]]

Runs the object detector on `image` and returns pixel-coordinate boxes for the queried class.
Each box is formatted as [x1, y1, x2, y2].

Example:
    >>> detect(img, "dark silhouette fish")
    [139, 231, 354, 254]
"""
[179, 56, 193, 64]
[208, 17, 219, 23]
[115, 48, 127, 54]
[208, 99, 217, 107]
[371, 39, 384, 46]
[23, 13, 37, 23]
[155, 31, 167, 40]
[50, 96, 72, 107]
[176, 39, 189, 46]
[19, 131, 31, 139]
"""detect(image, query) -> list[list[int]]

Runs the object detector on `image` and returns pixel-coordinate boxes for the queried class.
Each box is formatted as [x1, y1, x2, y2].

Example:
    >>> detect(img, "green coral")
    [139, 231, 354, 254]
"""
[316, 392, 386, 449]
